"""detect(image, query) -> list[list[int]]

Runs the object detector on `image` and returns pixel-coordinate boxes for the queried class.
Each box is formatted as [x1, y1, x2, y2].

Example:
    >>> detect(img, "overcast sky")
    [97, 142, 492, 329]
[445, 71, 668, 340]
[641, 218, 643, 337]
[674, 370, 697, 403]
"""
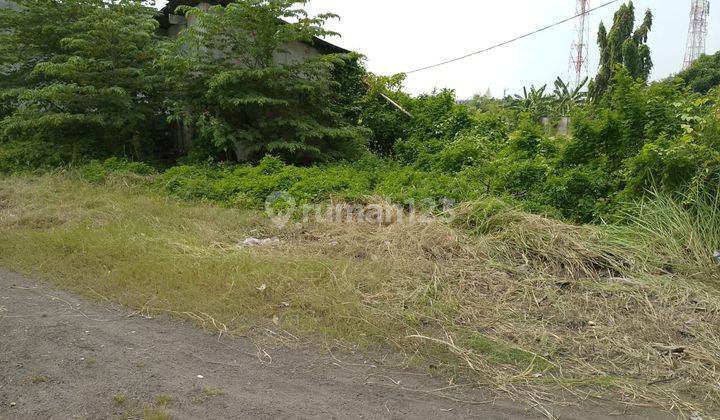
[301, 0, 719, 98]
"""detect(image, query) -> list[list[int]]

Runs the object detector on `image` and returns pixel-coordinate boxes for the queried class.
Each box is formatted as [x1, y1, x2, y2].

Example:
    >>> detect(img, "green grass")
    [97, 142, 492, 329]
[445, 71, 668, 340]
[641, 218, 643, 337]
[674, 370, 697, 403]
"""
[1, 172, 719, 414]
[113, 394, 127, 406]
[461, 333, 555, 373]
[28, 375, 48, 384]
[192, 386, 224, 405]
[154, 395, 173, 407]
[613, 190, 720, 281]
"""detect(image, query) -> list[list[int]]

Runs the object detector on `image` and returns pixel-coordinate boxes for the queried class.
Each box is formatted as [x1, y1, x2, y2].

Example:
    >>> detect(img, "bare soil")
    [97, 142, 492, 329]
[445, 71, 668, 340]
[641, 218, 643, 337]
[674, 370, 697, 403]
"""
[0, 270, 672, 419]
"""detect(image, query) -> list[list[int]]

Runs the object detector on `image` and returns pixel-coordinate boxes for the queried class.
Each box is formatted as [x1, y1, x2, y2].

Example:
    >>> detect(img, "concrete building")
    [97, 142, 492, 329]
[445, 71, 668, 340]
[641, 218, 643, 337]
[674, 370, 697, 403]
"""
[0, 0, 20, 9]
[157, 0, 349, 65]
[156, 0, 350, 159]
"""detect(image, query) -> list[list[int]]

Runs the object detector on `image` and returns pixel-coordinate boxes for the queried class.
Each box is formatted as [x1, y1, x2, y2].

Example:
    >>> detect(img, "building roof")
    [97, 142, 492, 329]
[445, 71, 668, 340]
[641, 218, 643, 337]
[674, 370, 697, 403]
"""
[158, 0, 350, 54]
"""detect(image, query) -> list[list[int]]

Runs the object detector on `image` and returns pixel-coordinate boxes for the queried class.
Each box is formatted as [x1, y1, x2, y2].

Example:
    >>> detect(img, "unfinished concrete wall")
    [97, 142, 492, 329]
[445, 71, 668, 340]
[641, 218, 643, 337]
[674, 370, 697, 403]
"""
[541, 116, 571, 136]
[165, 2, 321, 66]
[0, 0, 20, 9]
[273, 41, 320, 66]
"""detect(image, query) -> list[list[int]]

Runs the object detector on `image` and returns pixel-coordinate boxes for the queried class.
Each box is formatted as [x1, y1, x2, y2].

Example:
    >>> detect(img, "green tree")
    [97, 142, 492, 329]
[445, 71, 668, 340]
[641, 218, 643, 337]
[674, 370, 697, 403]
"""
[349, 71, 413, 156]
[590, 1, 653, 100]
[0, 0, 161, 158]
[677, 51, 720, 94]
[0, 0, 101, 119]
[161, 0, 368, 164]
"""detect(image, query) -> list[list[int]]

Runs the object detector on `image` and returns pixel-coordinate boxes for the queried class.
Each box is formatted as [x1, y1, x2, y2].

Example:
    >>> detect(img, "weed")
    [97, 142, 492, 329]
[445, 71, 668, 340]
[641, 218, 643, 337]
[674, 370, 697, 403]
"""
[28, 375, 47, 384]
[460, 333, 555, 373]
[192, 386, 224, 404]
[154, 395, 173, 407]
[142, 405, 170, 420]
[113, 394, 127, 406]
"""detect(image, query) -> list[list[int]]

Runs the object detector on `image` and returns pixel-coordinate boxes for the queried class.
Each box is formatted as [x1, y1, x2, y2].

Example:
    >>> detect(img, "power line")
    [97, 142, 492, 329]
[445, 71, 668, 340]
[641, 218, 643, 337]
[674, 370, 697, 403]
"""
[405, 0, 620, 75]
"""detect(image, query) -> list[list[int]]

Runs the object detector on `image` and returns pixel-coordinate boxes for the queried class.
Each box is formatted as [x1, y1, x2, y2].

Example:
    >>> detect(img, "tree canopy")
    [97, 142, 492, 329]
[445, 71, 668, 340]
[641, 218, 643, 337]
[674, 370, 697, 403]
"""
[677, 50, 720, 94]
[160, 0, 369, 164]
[0, 0, 161, 157]
[590, 1, 653, 100]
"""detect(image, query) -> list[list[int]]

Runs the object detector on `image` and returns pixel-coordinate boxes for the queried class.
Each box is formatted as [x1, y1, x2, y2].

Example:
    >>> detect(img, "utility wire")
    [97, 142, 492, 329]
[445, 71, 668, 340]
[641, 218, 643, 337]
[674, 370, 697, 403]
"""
[405, 0, 620, 74]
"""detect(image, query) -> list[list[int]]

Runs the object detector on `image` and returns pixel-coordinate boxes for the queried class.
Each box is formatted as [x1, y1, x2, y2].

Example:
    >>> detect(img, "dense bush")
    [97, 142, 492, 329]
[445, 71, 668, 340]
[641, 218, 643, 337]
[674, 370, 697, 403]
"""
[158, 155, 487, 209]
[0, 141, 86, 173]
[159, 0, 369, 164]
[2, 0, 720, 225]
[678, 51, 720, 94]
[0, 0, 161, 158]
[82, 157, 156, 183]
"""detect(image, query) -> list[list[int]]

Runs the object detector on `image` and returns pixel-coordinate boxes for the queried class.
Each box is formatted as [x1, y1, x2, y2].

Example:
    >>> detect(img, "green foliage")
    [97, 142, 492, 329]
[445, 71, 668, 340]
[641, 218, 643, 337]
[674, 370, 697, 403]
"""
[0, 140, 87, 173]
[677, 50, 720, 94]
[393, 89, 475, 166]
[509, 77, 587, 121]
[553, 77, 588, 116]
[161, 0, 368, 164]
[568, 69, 686, 170]
[355, 72, 413, 155]
[1, 0, 718, 228]
[543, 166, 617, 222]
[81, 157, 156, 183]
[591, 1, 653, 100]
[512, 84, 552, 119]
[0, 0, 161, 158]
[0, 0, 102, 86]
[623, 99, 720, 200]
[405, 89, 473, 141]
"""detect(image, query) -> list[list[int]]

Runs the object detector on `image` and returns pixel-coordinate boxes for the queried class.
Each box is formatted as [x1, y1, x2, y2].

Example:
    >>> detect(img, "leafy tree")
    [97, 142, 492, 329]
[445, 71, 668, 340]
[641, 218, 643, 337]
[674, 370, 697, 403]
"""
[0, 0, 102, 78]
[590, 1, 653, 100]
[677, 51, 720, 94]
[355, 72, 413, 155]
[623, 95, 719, 199]
[0, 0, 161, 158]
[161, 0, 368, 164]
[0, 0, 102, 119]
[405, 89, 472, 140]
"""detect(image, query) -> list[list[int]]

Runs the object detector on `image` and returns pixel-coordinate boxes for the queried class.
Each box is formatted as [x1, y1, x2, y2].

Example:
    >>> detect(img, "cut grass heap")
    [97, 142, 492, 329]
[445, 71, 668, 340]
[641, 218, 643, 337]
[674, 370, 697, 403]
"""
[0, 172, 718, 416]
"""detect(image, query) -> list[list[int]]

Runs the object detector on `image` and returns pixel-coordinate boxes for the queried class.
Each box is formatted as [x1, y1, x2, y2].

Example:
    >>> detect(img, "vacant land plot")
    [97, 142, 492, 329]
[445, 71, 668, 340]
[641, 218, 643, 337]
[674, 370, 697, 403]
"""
[0, 173, 718, 417]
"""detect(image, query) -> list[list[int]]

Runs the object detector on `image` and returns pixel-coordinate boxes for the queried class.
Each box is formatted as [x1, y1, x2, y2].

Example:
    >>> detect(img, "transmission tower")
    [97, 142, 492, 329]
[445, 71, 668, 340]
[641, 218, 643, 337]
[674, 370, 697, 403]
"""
[569, 0, 591, 88]
[683, 0, 710, 70]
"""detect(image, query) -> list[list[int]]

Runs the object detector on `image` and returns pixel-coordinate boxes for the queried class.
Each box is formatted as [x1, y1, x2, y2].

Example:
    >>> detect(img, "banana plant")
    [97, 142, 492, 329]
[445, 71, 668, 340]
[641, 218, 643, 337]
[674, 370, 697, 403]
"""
[553, 77, 588, 116]
[512, 84, 551, 116]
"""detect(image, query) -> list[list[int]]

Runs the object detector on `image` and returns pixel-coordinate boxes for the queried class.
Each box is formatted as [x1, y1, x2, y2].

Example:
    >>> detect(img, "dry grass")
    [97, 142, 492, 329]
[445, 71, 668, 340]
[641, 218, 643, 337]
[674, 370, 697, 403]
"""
[1, 172, 719, 416]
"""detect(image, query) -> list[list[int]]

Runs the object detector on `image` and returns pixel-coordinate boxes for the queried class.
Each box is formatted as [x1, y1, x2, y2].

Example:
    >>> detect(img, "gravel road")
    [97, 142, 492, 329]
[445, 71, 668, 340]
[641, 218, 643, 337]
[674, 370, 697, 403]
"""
[0, 270, 671, 419]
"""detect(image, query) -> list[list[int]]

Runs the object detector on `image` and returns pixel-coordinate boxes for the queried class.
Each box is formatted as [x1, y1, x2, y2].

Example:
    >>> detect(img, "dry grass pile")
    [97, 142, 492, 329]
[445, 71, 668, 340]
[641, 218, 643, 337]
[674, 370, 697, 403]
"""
[1, 174, 719, 416]
[291, 215, 720, 413]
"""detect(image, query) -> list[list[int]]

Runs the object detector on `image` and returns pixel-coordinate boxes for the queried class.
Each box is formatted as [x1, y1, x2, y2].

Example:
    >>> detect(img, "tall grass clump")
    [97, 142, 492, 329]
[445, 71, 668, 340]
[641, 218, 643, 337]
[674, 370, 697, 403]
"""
[612, 191, 720, 281]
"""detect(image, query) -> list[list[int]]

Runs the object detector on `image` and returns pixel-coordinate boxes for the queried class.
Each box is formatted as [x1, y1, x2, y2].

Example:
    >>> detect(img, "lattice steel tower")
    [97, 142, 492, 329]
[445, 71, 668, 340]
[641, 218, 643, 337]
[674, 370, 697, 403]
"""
[683, 0, 710, 70]
[569, 0, 591, 87]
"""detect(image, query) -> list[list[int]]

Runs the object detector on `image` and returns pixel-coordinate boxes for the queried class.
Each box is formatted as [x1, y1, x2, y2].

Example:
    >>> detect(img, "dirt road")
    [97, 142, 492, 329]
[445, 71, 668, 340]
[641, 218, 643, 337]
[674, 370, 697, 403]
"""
[0, 270, 670, 419]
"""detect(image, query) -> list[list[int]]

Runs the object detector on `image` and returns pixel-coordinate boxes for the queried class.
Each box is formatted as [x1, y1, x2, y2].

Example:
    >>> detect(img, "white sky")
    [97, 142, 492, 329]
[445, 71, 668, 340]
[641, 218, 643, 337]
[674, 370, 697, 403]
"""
[302, 0, 720, 98]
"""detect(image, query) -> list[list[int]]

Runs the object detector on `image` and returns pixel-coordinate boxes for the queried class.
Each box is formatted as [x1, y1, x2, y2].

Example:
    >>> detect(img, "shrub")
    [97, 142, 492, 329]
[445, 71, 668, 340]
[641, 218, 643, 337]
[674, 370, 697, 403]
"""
[81, 158, 156, 183]
[0, 140, 86, 173]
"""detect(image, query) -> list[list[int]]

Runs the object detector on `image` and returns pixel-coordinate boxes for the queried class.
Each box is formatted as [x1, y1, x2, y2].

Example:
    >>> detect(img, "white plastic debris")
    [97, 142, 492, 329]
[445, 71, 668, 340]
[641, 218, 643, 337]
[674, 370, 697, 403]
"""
[713, 251, 720, 263]
[242, 237, 281, 247]
[197, 375, 204, 379]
